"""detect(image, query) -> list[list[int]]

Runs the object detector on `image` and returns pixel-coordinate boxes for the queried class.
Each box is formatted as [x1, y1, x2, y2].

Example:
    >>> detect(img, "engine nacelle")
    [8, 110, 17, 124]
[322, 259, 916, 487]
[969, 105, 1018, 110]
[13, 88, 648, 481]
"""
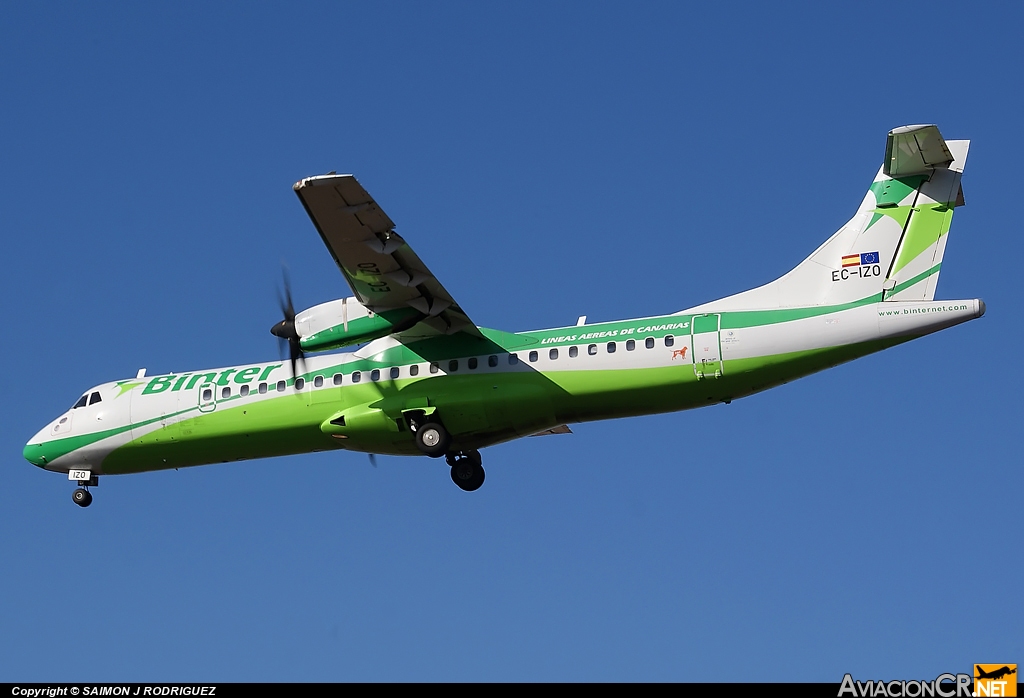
[295, 297, 423, 352]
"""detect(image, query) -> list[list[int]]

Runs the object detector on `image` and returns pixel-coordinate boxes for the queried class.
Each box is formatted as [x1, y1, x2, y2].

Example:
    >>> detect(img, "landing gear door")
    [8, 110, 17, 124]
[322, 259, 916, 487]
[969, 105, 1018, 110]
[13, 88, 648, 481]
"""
[198, 382, 217, 413]
[691, 313, 723, 379]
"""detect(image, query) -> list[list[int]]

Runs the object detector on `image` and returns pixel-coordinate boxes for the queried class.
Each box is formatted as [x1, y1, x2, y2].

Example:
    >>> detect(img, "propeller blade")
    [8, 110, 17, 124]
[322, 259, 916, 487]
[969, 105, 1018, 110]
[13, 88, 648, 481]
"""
[272, 264, 305, 379]
[289, 337, 305, 380]
[368, 453, 377, 468]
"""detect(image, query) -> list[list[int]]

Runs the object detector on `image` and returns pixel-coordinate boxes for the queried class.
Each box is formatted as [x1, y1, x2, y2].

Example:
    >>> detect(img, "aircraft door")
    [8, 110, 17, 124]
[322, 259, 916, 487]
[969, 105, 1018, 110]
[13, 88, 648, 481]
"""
[691, 313, 723, 379]
[198, 381, 217, 413]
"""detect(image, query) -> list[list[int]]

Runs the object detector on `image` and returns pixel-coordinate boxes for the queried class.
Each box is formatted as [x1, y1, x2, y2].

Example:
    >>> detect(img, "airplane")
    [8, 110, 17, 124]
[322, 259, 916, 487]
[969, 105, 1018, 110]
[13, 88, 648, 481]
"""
[976, 666, 1017, 681]
[24, 124, 984, 506]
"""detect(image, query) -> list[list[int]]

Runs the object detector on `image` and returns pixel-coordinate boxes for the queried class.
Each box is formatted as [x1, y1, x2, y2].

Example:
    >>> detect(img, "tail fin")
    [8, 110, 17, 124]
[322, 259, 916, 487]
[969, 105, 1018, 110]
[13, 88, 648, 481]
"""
[685, 125, 968, 313]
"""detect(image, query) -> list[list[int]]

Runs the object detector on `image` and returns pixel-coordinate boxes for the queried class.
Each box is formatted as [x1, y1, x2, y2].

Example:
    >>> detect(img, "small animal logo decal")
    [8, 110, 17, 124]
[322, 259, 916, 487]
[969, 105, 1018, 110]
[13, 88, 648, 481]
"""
[671, 347, 688, 360]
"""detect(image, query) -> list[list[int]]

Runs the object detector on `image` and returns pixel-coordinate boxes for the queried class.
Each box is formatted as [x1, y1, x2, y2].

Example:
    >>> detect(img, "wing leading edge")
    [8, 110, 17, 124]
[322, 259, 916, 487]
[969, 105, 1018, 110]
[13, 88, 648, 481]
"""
[293, 174, 481, 340]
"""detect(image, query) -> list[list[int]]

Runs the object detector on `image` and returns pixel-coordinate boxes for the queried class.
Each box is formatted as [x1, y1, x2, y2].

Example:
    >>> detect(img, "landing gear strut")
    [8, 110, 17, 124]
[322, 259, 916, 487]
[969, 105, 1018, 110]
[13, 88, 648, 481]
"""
[70, 472, 98, 508]
[446, 450, 485, 492]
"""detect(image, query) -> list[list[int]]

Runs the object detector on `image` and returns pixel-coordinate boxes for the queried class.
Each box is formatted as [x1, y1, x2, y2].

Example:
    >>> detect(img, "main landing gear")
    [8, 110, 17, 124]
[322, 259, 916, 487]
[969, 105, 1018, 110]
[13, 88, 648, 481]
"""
[408, 416, 485, 492]
[447, 450, 485, 492]
[413, 421, 451, 458]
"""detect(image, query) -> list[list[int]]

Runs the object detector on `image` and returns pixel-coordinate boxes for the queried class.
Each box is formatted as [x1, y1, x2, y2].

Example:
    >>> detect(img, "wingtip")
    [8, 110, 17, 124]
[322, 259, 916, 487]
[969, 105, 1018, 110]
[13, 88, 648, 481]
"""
[293, 173, 355, 191]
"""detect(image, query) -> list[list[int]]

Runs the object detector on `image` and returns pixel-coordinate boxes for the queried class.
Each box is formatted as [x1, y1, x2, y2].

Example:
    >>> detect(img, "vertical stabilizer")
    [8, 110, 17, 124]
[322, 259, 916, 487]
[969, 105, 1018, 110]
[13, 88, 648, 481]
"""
[682, 125, 968, 315]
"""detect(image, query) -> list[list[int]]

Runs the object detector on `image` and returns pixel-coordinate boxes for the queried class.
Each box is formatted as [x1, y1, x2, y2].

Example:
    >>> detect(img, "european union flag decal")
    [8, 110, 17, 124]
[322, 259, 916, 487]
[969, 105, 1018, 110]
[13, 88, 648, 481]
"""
[860, 251, 880, 265]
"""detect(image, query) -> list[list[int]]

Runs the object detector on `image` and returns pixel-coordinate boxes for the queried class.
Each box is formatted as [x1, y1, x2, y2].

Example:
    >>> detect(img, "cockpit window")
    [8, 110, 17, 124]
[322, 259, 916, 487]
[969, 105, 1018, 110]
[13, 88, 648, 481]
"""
[73, 394, 88, 409]
[89, 392, 102, 405]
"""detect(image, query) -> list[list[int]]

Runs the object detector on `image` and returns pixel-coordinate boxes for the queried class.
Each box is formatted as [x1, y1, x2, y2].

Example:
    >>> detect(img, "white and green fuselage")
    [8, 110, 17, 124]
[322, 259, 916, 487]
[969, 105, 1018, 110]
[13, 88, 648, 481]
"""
[23, 125, 984, 487]
[23, 298, 983, 475]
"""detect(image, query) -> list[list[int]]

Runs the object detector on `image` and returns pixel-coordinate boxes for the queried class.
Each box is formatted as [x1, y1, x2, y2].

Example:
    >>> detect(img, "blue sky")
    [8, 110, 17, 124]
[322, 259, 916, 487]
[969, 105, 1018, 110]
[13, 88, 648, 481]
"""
[2, 2, 1020, 682]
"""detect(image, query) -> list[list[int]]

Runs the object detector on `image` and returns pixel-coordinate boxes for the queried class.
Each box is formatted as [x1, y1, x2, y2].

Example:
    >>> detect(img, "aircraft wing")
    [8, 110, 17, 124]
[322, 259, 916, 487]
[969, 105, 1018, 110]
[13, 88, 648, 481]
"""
[293, 174, 481, 339]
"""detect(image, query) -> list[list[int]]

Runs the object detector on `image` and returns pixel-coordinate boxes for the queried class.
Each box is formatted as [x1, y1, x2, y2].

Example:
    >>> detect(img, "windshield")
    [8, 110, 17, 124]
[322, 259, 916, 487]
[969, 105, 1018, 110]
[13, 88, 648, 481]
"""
[71, 391, 102, 409]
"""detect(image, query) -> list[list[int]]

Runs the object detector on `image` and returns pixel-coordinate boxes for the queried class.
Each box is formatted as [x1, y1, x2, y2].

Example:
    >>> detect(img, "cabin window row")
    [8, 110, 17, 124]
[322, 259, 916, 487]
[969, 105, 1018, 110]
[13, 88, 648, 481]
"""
[526, 335, 675, 362]
[202, 335, 678, 400]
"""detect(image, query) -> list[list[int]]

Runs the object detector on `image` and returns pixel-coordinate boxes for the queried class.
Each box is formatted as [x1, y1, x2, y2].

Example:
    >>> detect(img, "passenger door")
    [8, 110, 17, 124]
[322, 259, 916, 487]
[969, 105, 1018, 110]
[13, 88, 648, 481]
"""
[691, 313, 723, 379]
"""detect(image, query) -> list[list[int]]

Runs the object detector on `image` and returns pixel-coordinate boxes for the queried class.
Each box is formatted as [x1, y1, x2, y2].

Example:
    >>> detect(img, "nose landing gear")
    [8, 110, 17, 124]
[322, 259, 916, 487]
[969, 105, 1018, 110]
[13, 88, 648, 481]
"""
[72, 488, 93, 507]
[446, 450, 485, 492]
[69, 471, 98, 507]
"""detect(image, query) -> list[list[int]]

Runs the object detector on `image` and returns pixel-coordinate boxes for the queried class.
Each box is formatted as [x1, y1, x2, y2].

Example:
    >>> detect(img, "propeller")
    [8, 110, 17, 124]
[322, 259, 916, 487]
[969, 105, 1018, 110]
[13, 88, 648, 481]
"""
[270, 268, 305, 379]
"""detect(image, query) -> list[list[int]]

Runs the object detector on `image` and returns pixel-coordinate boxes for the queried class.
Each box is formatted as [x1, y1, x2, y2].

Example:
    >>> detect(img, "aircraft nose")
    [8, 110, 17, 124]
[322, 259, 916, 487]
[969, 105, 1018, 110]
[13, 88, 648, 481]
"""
[24, 441, 47, 467]
[24, 426, 53, 468]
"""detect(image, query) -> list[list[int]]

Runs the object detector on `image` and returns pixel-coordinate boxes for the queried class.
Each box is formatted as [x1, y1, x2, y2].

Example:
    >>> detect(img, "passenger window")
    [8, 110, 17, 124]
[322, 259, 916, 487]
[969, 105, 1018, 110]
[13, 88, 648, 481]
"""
[89, 392, 102, 405]
[352, 371, 361, 383]
[221, 386, 231, 398]
[276, 380, 286, 392]
[665, 335, 675, 347]
[314, 375, 324, 388]
[240, 385, 249, 397]
[488, 355, 498, 367]
[588, 344, 597, 356]
[549, 348, 558, 360]
[569, 346, 578, 358]
[468, 357, 478, 370]
[607, 342, 616, 353]
[73, 394, 88, 409]
[449, 359, 458, 372]
[371, 369, 380, 381]
[390, 367, 400, 379]
[509, 353, 519, 365]
[626, 339, 635, 351]
[202, 388, 212, 402]
[429, 362, 439, 374]
[645, 337, 655, 349]
[295, 378, 305, 390]
[258, 382, 267, 394]
[333, 374, 343, 386]
[529, 351, 538, 362]
[410, 364, 419, 376]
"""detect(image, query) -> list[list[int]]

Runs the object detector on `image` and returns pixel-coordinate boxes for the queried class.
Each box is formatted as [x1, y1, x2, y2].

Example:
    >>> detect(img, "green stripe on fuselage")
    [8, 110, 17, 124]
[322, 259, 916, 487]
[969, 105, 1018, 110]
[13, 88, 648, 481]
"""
[97, 334, 913, 475]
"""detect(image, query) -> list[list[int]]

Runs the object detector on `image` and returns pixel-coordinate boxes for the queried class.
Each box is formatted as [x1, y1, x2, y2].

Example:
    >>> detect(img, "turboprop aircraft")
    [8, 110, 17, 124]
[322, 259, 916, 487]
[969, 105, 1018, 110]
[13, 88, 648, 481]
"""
[24, 124, 984, 506]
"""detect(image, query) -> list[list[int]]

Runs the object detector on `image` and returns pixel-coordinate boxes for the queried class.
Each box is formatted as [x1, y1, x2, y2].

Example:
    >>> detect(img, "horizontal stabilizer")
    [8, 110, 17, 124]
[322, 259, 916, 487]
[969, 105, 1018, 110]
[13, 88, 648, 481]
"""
[884, 124, 954, 177]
